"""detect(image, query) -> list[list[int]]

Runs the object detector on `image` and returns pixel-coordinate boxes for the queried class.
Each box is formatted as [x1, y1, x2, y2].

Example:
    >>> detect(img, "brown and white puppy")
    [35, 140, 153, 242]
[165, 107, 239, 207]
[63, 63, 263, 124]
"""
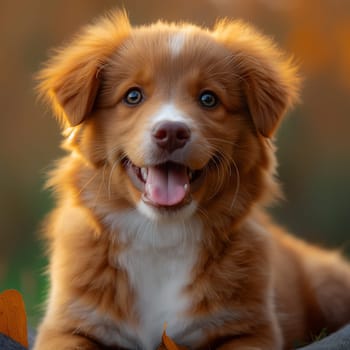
[34, 10, 350, 350]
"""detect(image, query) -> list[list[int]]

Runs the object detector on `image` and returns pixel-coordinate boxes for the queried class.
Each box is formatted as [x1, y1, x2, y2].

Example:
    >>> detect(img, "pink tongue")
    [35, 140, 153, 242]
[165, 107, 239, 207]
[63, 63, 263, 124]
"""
[146, 163, 189, 206]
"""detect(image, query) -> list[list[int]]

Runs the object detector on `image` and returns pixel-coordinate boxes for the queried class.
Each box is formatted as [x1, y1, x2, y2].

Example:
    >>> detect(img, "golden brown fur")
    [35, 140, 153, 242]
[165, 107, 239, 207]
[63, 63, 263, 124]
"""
[34, 10, 350, 350]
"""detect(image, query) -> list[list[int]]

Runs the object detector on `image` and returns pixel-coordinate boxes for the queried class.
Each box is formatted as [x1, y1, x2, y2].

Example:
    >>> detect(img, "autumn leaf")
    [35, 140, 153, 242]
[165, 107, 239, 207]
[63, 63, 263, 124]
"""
[0, 289, 28, 348]
[158, 323, 188, 350]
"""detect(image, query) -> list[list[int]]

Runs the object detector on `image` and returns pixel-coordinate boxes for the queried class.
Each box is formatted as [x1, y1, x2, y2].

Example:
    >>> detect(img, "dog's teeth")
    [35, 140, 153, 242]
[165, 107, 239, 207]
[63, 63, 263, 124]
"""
[145, 183, 152, 194]
[141, 168, 148, 181]
[184, 184, 189, 192]
[188, 170, 193, 180]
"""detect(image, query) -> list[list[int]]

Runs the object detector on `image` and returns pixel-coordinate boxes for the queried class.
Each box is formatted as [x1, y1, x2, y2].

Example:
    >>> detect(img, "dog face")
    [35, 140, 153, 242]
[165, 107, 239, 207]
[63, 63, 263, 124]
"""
[97, 27, 250, 220]
[38, 12, 299, 222]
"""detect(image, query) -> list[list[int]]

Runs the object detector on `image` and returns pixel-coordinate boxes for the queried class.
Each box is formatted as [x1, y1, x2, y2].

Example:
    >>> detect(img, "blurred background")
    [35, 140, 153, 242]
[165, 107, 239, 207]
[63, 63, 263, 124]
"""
[1, 0, 349, 327]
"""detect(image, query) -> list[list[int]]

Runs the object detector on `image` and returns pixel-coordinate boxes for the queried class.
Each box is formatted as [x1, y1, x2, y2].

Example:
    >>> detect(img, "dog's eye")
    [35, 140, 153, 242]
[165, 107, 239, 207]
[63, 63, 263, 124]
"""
[199, 91, 218, 108]
[123, 88, 143, 106]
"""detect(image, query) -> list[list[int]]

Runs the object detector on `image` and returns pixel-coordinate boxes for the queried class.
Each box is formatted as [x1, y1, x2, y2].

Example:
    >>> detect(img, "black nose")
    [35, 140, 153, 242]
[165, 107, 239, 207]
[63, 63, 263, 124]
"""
[152, 121, 191, 153]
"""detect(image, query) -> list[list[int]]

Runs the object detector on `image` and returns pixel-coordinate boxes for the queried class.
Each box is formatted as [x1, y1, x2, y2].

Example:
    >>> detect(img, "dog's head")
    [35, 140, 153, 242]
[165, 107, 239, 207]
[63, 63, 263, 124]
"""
[38, 11, 299, 224]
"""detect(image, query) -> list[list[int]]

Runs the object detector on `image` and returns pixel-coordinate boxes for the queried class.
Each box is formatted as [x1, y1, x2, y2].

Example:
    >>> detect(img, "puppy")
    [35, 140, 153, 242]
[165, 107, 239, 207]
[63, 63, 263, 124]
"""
[34, 10, 350, 350]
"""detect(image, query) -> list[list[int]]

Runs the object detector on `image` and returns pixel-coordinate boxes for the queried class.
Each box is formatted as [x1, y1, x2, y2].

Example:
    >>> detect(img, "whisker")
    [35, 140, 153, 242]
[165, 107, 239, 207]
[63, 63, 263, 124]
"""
[106, 144, 121, 161]
[77, 171, 100, 196]
[108, 160, 120, 199]
[209, 157, 223, 199]
[205, 137, 237, 147]
[102, 161, 109, 192]
[197, 206, 210, 223]
[198, 141, 241, 213]
[230, 158, 241, 210]
[91, 169, 106, 212]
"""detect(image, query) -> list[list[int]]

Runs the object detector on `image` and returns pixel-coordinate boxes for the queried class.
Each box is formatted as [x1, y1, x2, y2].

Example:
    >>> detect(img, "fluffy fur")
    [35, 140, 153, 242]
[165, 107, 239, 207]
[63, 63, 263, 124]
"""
[34, 10, 350, 350]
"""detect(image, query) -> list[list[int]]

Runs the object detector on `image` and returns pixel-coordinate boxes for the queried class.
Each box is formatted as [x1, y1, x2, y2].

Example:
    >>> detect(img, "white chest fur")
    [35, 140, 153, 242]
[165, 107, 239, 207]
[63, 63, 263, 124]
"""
[106, 210, 204, 349]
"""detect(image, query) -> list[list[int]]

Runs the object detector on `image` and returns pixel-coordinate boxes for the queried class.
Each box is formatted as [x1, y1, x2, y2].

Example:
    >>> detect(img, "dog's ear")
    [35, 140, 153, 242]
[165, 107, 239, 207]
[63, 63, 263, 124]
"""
[214, 21, 300, 138]
[37, 10, 131, 127]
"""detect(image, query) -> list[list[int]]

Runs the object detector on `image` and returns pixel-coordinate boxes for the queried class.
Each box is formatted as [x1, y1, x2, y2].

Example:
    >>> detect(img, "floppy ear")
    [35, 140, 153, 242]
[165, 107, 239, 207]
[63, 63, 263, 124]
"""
[213, 21, 300, 138]
[37, 10, 131, 127]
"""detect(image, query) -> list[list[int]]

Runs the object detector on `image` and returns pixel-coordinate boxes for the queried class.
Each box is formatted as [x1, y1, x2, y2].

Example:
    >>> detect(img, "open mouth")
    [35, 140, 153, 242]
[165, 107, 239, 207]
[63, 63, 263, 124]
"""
[123, 158, 204, 208]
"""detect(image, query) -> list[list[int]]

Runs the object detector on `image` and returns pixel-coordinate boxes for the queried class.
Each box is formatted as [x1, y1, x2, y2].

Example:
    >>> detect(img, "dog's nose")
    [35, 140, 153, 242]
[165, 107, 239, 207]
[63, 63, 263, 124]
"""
[152, 121, 191, 153]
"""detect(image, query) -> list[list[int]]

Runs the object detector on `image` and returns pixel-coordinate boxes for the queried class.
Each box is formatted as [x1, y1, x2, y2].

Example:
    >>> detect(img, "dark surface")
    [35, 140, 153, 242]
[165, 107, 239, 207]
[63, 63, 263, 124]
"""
[1, 325, 350, 349]
[0, 334, 26, 350]
[28, 329, 35, 349]
[299, 324, 350, 350]
[0, 329, 35, 350]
